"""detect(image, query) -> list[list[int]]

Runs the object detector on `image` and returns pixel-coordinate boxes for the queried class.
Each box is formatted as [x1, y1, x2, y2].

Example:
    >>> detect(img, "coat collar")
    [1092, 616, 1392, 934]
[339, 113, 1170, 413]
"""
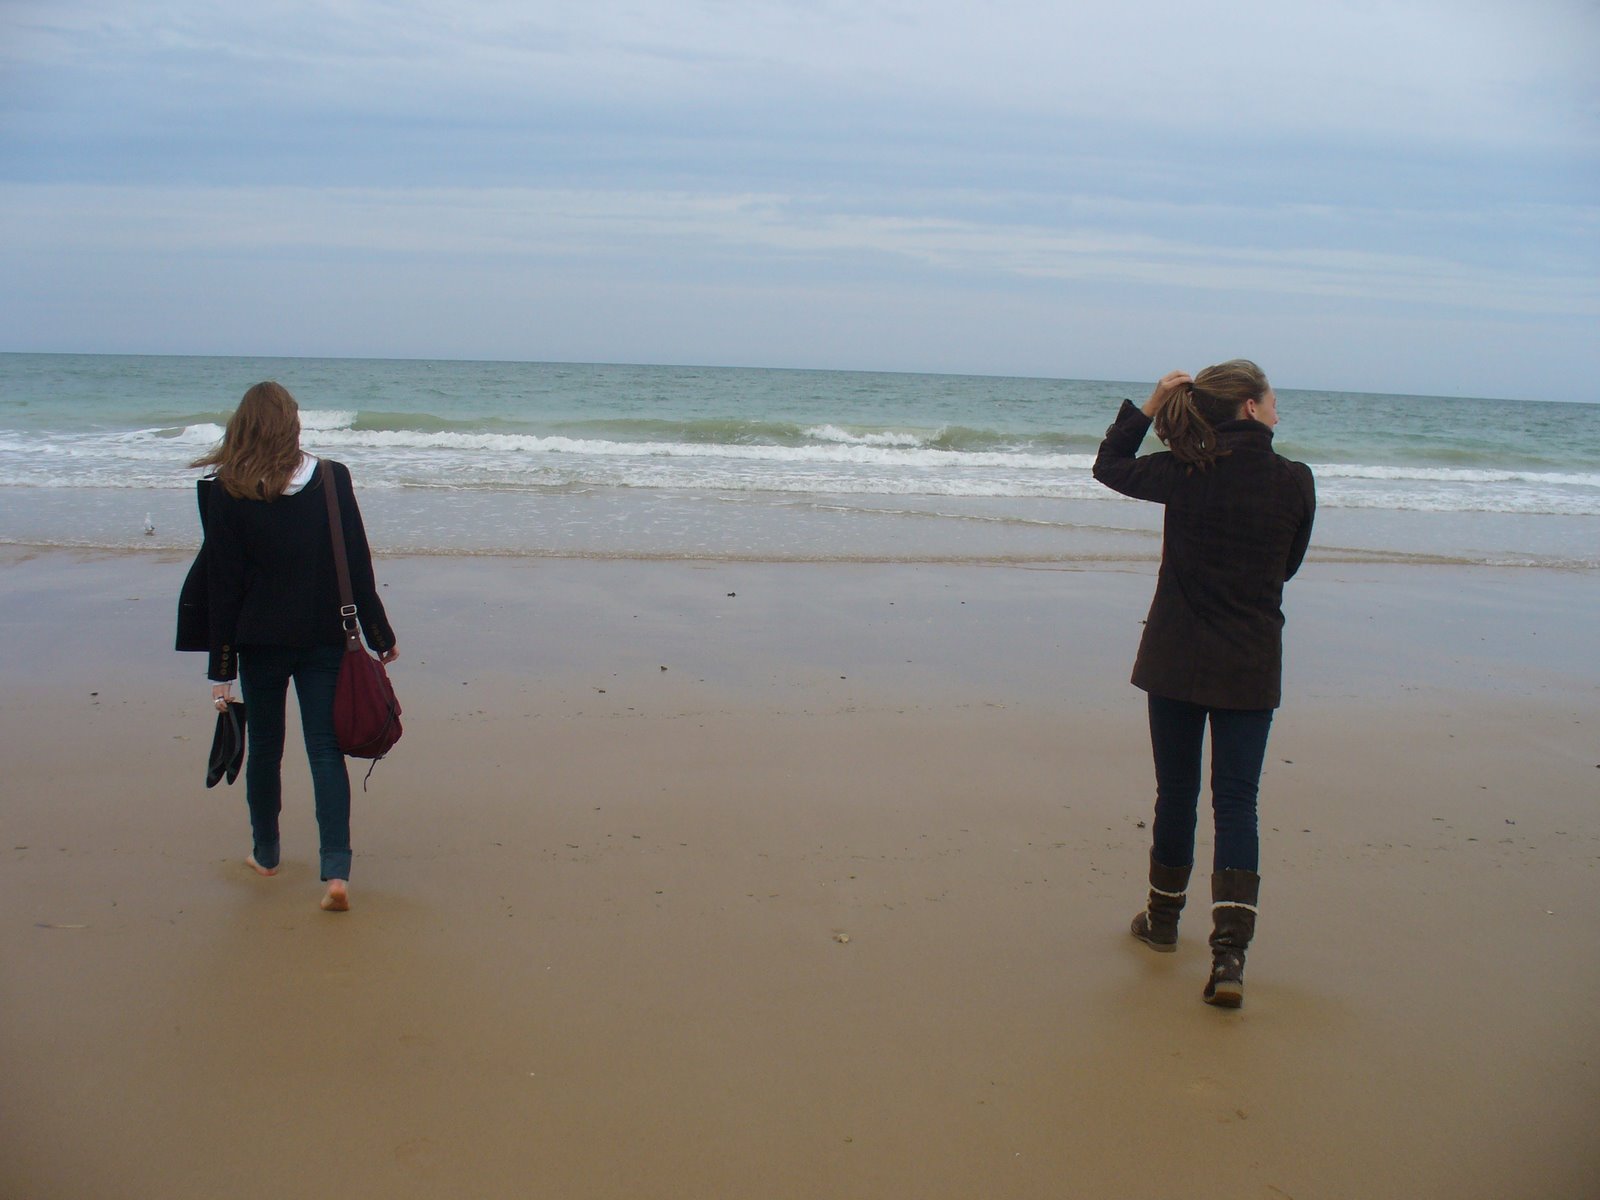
[1214, 417, 1275, 446]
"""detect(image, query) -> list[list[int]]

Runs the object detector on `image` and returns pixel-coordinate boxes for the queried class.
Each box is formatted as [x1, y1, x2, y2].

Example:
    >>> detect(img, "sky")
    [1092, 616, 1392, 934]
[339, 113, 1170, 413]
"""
[1, 0, 1596, 400]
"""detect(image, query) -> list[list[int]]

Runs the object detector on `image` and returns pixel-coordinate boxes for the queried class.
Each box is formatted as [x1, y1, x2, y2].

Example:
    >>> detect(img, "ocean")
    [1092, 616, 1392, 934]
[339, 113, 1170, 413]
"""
[1, 353, 1595, 568]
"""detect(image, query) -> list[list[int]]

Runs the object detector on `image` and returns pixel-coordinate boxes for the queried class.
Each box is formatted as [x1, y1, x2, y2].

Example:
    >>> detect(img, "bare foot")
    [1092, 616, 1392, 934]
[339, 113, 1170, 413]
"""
[320, 879, 350, 912]
[246, 853, 278, 877]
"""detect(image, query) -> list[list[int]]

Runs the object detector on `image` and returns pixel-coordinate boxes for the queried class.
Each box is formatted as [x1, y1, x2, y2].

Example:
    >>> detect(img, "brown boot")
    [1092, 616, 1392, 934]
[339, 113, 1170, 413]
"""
[1129, 853, 1192, 953]
[1203, 869, 1260, 1008]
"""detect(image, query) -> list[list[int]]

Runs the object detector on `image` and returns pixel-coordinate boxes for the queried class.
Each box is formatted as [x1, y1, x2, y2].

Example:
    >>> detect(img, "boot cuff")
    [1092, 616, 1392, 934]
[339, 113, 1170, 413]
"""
[1149, 853, 1193, 896]
[1210, 868, 1260, 907]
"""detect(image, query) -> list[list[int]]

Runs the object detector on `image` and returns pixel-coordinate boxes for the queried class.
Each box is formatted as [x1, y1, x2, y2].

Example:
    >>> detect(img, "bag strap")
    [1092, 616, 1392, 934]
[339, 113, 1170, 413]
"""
[319, 460, 363, 652]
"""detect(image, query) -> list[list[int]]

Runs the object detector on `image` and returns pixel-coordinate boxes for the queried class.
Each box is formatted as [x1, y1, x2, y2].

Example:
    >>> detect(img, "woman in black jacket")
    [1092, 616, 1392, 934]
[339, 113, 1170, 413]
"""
[193, 382, 397, 912]
[1093, 361, 1314, 1008]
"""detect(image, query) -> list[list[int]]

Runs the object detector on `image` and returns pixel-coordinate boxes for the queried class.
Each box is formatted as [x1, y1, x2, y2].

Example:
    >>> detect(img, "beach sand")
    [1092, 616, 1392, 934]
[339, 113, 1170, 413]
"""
[2, 548, 1596, 1199]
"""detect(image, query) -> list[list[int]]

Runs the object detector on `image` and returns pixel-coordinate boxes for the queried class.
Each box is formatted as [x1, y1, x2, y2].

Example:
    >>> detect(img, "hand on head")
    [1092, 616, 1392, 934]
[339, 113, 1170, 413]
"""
[1143, 371, 1192, 418]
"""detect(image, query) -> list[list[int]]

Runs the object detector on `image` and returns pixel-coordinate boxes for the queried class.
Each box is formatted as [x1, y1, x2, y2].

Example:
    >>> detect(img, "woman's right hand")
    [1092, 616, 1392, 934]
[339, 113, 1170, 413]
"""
[1143, 370, 1192, 417]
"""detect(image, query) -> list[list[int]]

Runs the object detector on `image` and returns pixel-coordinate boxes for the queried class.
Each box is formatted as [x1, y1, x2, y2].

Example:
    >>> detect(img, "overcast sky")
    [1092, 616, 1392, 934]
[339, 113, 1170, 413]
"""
[1, 0, 1596, 399]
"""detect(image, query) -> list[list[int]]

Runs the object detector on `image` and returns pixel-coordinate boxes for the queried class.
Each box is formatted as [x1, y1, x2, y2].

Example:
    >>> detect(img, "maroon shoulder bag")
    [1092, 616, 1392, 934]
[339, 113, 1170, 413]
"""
[321, 463, 403, 762]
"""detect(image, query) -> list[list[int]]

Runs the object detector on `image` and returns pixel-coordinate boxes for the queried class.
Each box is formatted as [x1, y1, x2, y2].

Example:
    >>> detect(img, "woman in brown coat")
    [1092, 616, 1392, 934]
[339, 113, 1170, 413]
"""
[1093, 361, 1315, 1008]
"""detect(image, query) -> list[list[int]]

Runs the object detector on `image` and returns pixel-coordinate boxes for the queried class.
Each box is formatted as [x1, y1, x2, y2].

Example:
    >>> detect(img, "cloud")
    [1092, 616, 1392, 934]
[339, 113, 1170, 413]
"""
[6, 181, 1594, 320]
[5, 1, 1596, 168]
[1, 0, 1596, 398]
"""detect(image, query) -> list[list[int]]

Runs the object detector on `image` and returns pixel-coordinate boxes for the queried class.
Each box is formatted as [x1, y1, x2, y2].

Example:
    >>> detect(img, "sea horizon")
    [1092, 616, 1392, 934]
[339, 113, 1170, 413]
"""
[5, 348, 1593, 407]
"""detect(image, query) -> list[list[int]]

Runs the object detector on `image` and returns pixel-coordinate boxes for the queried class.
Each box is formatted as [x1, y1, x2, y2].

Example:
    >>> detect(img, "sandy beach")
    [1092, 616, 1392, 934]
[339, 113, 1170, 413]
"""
[2, 547, 1597, 1199]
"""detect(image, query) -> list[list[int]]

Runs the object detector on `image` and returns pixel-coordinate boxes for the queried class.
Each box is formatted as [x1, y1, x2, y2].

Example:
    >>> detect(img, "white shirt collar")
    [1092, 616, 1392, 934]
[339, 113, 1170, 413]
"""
[282, 453, 317, 496]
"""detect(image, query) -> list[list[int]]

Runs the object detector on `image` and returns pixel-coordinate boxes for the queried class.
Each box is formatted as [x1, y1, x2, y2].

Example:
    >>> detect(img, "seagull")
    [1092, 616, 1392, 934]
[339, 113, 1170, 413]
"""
[143, 513, 155, 536]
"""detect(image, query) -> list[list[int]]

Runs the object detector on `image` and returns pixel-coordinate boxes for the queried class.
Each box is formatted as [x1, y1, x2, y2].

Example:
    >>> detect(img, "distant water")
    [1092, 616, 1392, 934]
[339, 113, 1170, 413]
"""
[1, 353, 1595, 567]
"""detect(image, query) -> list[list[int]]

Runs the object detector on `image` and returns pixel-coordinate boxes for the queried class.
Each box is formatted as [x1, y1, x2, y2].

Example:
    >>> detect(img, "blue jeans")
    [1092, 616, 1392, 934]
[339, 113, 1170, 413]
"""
[239, 643, 352, 881]
[1146, 694, 1273, 873]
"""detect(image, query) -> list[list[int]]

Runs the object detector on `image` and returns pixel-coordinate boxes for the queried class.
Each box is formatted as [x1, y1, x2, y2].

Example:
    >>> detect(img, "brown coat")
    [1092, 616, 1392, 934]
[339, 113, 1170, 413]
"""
[1093, 399, 1315, 710]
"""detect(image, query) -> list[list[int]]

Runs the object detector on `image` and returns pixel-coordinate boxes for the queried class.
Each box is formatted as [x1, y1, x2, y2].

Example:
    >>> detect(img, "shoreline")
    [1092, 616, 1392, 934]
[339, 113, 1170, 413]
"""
[3, 482, 1598, 569]
[3, 550, 1597, 1198]
[0, 537, 1527, 567]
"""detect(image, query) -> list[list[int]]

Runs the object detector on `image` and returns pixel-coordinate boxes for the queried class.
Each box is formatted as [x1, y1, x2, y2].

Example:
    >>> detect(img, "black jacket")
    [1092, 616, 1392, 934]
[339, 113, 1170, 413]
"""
[175, 477, 217, 653]
[202, 459, 395, 681]
[1093, 399, 1315, 710]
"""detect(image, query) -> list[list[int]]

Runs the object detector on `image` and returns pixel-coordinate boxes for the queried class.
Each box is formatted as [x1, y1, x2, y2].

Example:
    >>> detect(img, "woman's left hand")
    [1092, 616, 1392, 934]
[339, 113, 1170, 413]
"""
[380, 647, 399, 664]
[211, 682, 234, 710]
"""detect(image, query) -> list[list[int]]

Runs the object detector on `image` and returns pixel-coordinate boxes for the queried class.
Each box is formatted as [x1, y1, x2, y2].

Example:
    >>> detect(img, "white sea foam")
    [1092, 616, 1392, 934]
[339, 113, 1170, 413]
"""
[299, 409, 358, 431]
[276, 424, 1085, 472]
[170, 423, 225, 445]
[1310, 461, 1600, 489]
[803, 424, 924, 447]
[1, 421, 1598, 517]
[146, 424, 1599, 492]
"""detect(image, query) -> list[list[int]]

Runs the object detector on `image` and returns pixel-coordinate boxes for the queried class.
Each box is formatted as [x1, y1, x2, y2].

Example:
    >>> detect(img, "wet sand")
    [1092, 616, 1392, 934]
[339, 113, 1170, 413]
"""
[2, 549, 1597, 1199]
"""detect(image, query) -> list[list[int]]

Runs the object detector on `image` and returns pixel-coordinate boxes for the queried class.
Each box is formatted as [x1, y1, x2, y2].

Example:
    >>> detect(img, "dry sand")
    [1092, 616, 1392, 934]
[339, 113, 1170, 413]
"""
[2, 548, 1597, 1199]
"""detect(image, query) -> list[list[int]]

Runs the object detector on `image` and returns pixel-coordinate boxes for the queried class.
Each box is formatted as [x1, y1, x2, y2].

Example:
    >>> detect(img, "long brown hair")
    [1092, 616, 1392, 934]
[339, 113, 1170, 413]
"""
[190, 381, 304, 500]
[1149, 359, 1270, 470]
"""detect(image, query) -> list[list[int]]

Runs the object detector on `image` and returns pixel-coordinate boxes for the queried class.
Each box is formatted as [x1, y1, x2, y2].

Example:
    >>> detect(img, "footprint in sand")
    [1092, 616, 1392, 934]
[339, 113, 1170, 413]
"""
[394, 1135, 438, 1177]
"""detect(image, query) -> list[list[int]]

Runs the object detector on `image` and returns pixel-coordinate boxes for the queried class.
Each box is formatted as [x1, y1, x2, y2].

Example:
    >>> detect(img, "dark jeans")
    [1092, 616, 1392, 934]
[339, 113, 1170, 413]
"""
[1147, 693, 1273, 873]
[239, 643, 352, 881]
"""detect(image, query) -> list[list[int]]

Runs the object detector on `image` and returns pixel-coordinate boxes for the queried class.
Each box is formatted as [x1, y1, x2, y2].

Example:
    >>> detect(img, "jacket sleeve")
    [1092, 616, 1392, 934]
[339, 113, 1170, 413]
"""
[205, 486, 245, 681]
[333, 462, 396, 653]
[1092, 399, 1179, 503]
[1283, 462, 1316, 582]
[174, 479, 213, 652]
